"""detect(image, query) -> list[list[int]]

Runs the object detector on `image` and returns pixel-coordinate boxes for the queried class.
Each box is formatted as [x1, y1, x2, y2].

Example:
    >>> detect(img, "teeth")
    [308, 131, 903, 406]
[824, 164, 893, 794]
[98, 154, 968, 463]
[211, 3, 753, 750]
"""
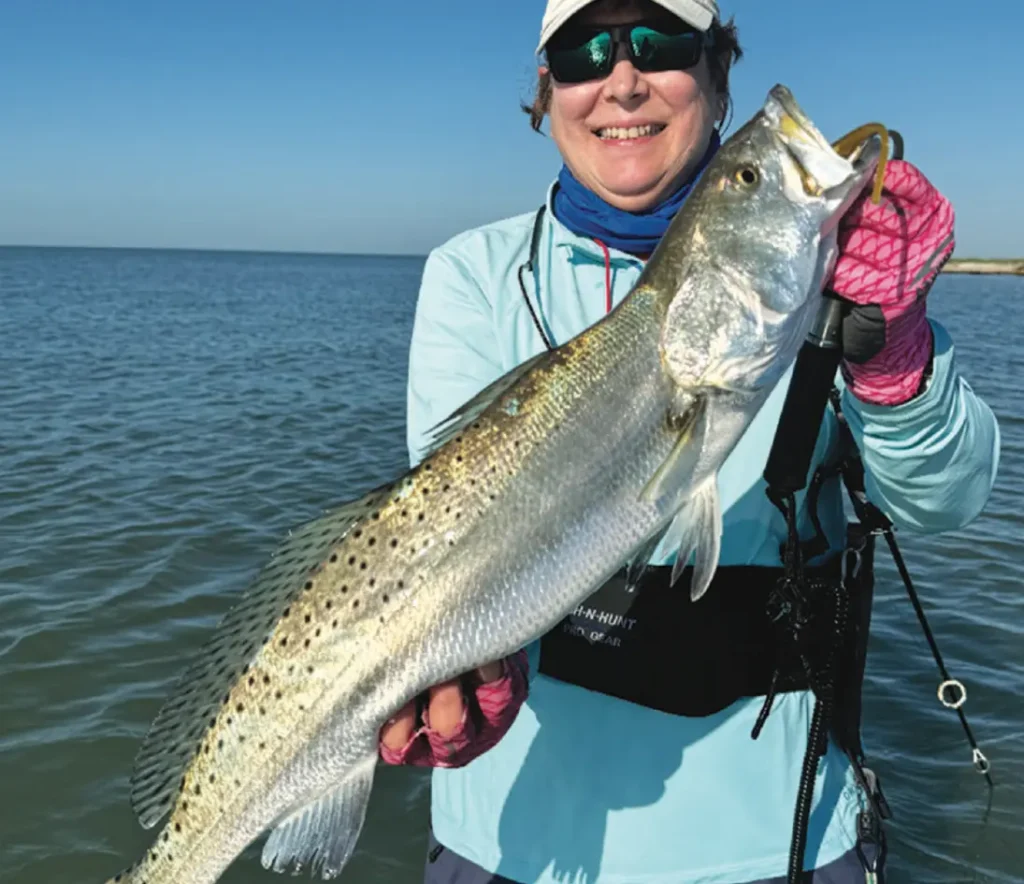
[597, 124, 663, 140]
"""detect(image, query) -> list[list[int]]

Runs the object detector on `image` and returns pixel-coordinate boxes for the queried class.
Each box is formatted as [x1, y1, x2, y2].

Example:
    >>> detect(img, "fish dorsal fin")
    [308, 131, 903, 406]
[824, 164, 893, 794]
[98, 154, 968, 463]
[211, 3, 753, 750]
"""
[261, 752, 377, 879]
[420, 351, 549, 457]
[128, 484, 391, 829]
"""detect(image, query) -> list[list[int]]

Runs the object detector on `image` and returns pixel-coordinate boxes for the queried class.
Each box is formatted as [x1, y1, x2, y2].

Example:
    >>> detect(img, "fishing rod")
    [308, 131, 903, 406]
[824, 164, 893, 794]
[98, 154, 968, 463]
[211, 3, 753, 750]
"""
[761, 126, 994, 884]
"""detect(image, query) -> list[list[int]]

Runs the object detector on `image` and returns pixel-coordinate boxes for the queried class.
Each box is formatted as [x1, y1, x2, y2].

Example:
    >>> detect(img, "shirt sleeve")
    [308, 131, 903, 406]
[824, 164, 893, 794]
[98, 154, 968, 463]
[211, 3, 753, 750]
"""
[406, 246, 504, 468]
[839, 319, 1000, 533]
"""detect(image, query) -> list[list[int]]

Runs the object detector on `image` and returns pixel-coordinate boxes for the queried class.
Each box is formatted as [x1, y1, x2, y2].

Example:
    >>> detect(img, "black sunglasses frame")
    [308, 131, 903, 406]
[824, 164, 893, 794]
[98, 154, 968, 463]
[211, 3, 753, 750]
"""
[544, 21, 715, 84]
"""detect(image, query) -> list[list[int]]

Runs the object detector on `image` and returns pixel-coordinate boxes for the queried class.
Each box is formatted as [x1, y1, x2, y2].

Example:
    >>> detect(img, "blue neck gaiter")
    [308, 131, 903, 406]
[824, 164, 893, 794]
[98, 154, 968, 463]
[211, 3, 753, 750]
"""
[552, 130, 721, 256]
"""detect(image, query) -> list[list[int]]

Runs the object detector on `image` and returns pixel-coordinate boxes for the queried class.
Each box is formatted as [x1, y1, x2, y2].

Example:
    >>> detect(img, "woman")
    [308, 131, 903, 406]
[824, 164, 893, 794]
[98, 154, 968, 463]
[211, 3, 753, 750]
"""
[382, 1, 1000, 882]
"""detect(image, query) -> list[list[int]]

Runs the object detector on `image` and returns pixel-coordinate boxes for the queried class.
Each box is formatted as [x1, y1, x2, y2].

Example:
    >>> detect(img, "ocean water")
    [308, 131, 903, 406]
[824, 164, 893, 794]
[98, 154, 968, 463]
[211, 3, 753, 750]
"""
[0, 247, 1020, 884]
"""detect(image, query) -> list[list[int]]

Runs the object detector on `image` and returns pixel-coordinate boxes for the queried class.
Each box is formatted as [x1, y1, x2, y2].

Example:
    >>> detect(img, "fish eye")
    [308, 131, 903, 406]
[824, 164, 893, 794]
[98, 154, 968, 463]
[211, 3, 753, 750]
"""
[734, 166, 760, 187]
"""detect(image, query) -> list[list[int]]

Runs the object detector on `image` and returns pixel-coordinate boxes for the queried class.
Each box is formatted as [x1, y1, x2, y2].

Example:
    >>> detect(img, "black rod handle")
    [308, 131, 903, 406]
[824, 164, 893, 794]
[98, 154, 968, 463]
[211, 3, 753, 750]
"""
[763, 293, 846, 495]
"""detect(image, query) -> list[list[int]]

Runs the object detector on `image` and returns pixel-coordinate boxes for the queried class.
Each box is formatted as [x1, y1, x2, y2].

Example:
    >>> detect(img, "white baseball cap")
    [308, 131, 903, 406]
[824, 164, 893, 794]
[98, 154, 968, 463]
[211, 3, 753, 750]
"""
[537, 0, 720, 54]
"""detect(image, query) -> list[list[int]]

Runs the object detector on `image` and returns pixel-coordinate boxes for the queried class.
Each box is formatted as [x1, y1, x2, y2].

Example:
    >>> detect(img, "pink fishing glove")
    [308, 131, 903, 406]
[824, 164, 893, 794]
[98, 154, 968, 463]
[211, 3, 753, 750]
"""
[829, 159, 955, 406]
[378, 649, 529, 768]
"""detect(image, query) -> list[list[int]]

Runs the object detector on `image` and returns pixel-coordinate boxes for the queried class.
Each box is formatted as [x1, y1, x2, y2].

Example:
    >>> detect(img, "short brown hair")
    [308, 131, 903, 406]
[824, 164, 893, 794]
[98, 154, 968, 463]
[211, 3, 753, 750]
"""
[522, 17, 744, 133]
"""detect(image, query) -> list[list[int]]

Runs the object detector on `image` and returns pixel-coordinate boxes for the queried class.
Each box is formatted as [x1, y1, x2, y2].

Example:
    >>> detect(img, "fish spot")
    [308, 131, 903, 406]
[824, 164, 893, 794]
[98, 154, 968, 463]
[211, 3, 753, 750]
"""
[341, 584, 348, 594]
[209, 774, 216, 783]
[283, 607, 290, 618]
[163, 833, 169, 842]
[325, 600, 333, 609]
[316, 627, 321, 637]
[353, 529, 362, 539]
[304, 614, 311, 623]
[353, 600, 360, 609]
[398, 580, 405, 589]
[307, 666, 314, 674]
[259, 707, 266, 715]
[390, 539, 398, 548]
[369, 578, 376, 587]
[456, 455, 463, 463]
[236, 703, 244, 713]
[275, 690, 283, 699]
[263, 675, 271, 685]
[194, 784, 201, 795]
[304, 639, 311, 648]
[304, 581, 313, 590]
[218, 739, 224, 749]
[259, 742, 266, 750]
[330, 554, 338, 563]
[182, 801, 189, 811]
[418, 513, 425, 522]
[360, 562, 367, 570]
[348, 556, 356, 566]
[382, 594, 389, 603]
[175, 823, 182, 832]
[248, 677, 255, 687]
[280, 637, 288, 647]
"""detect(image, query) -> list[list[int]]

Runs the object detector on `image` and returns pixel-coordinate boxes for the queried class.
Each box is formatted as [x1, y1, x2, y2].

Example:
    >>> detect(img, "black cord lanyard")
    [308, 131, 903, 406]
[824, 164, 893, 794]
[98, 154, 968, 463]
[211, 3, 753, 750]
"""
[516, 206, 556, 352]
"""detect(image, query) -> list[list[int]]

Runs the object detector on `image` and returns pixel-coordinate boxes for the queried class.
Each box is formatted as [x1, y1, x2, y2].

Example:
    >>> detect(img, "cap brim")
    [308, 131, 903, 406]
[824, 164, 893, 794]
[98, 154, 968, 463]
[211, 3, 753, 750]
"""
[536, 0, 716, 55]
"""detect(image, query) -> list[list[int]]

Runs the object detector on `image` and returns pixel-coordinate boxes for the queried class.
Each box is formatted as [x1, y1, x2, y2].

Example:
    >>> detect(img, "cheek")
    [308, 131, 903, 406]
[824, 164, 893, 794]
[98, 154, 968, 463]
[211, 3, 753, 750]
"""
[654, 71, 712, 121]
[549, 84, 600, 135]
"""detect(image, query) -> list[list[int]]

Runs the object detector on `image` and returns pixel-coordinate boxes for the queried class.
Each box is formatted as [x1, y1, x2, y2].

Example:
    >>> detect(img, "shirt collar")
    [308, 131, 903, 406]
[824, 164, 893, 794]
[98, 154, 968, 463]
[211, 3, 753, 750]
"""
[542, 180, 647, 268]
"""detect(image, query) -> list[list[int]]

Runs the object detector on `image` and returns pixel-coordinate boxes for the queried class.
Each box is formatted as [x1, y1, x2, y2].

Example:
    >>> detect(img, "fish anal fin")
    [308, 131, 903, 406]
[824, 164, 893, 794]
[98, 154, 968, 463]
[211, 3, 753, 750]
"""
[261, 753, 376, 880]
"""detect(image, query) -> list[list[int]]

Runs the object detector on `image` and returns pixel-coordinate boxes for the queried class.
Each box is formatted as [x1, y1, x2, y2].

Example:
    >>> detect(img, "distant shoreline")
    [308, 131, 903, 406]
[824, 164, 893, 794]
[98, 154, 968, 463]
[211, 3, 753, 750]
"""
[944, 259, 1024, 276]
[1, 245, 1022, 274]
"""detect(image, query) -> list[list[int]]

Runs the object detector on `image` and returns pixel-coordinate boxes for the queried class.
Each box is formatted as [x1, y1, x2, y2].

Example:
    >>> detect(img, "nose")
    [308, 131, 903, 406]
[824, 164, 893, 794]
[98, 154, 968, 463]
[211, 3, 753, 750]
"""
[603, 58, 648, 104]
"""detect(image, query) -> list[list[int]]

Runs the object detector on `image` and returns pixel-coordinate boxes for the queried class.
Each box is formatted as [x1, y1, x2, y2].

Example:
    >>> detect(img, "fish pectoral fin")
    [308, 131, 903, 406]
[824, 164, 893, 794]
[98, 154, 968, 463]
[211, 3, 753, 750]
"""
[420, 351, 550, 457]
[666, 477, 723, 601]
[639, 396, 706, 508]
[262, 752, 376, 880]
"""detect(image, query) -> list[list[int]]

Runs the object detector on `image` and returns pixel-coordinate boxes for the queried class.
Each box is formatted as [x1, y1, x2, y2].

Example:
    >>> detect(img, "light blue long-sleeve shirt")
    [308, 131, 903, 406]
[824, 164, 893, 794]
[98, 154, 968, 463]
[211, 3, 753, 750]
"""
[404, 183, 1000, 884]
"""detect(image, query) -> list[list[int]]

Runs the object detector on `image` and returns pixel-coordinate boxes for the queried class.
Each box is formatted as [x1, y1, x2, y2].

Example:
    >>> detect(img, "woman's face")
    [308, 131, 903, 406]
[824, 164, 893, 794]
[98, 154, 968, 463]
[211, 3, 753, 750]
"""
[545, 0, 722, 212]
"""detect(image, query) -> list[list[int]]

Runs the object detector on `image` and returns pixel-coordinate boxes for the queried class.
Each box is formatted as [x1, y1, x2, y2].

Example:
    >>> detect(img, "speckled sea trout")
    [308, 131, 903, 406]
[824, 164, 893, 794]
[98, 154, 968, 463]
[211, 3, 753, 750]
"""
[102, 85, 882, 883]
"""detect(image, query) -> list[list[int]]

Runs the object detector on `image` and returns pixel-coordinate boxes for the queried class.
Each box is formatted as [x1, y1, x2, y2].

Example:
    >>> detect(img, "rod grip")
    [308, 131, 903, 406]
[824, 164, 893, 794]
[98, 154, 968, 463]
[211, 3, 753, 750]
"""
[763, 294, 846, 494]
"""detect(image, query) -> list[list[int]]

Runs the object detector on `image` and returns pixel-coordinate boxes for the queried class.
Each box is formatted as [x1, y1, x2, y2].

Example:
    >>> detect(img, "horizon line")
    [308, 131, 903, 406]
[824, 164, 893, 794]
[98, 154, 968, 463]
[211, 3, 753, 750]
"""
[0, 243, 429, 260]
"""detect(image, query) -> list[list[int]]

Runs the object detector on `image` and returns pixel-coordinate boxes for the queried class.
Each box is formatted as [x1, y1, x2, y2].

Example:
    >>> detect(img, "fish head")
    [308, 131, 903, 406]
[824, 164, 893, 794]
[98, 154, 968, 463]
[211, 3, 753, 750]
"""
[656, 84, 882, 398]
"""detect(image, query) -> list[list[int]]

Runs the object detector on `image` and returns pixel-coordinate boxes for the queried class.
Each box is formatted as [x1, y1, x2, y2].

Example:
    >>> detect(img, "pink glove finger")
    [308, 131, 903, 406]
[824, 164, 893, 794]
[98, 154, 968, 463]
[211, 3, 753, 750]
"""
[377, 650, 530, 769]
[840, 160, 944, 239]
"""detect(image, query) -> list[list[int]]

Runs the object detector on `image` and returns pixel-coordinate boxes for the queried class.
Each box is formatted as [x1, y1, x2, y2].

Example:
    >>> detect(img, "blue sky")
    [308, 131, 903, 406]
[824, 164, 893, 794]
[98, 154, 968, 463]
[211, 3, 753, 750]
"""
[1, 0, 1021, 257]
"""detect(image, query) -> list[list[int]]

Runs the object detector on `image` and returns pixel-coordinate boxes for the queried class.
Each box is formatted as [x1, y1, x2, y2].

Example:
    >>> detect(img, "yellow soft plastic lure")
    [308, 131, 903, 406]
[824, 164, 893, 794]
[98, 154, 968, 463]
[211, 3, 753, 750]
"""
[831, 123, 892, 205]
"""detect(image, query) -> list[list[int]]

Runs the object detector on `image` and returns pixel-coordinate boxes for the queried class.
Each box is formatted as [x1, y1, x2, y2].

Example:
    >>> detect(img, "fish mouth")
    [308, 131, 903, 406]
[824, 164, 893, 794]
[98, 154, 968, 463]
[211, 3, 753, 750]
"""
[764, 84, 883, 215]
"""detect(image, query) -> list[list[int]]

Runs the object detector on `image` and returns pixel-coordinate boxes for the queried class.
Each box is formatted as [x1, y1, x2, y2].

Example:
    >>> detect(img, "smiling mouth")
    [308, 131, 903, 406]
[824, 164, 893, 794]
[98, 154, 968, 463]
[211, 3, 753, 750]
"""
[594, 123, 667, 141]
